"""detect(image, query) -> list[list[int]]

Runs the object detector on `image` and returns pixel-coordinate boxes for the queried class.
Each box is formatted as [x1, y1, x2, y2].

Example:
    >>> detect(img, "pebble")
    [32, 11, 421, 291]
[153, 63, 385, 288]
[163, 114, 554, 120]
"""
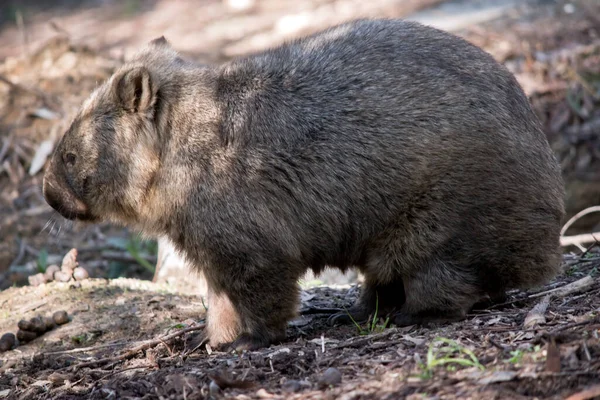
[318, 367, 342, 388]
[44, 265, 60, 281]
[27, 273, 48, 286]
[282, 380, 303, 393]
[73, 267, 89, 281]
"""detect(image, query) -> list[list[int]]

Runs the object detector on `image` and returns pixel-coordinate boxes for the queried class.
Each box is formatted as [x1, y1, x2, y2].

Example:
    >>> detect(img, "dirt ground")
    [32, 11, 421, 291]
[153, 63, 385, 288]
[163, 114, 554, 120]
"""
[1, 0, 600, 399]
[0, 250, 599, 399]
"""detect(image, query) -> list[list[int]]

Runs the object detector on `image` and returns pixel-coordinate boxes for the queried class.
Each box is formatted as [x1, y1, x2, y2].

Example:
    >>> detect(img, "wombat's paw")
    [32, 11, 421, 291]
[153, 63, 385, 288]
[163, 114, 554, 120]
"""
[229, 333, 277, 352]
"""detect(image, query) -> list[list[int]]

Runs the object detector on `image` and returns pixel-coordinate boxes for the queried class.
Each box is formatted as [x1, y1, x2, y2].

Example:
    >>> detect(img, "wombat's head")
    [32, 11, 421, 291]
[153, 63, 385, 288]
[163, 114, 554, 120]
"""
[43, 37, 177, 224]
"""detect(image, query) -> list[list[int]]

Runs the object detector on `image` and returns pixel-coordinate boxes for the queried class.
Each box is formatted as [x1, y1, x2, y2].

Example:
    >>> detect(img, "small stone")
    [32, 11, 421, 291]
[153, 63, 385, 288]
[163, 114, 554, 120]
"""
[256, 388, 274, 398]
[44, 265, 60, 281]
[53, 310, 70, 325]
[282, 380, 302, 393]
[0, 333, 16, 352]
[53, 270, 72, 282]
[73, 267, 89, 281]
[29, 317, 47, 333]
[318, 367, 342, 388]
[28, 273, 48, 286]
[16, 330, 38, 343]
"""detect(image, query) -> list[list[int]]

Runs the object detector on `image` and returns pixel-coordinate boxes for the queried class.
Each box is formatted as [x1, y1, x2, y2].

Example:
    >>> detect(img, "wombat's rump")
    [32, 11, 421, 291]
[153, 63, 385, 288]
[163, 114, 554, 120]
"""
[43, 19, 565, 351]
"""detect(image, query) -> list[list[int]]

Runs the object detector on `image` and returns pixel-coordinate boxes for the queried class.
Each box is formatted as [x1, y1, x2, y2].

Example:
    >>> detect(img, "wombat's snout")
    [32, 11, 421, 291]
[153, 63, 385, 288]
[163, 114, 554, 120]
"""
[42, 164, 91, 221]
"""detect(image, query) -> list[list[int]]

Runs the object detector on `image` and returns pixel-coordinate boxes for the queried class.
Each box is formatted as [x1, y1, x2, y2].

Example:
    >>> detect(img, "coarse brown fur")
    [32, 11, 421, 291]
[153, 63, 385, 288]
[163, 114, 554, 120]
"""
[43, 19, 565, 351]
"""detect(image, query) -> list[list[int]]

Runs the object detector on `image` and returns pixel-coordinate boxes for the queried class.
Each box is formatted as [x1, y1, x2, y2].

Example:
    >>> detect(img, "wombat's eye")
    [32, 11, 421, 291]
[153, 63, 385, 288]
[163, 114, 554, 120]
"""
[63, 152, 77, 167]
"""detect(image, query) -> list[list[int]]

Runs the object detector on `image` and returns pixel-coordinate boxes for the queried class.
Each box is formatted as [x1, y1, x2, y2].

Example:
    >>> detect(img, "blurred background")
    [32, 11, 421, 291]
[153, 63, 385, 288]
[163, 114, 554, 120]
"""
[0, 0, 599, 292]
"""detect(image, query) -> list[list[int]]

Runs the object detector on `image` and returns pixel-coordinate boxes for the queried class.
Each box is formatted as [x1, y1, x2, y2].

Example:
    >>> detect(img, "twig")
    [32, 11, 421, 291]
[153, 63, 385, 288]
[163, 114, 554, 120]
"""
[489, 275, 595, 310]
[561, 232, 600, 248]
[0, 135, 12, 164]
[72, 324, 205, 370]
[578, 241, 600, 261]
[532, 317, 600, 344]
[488, 338, 510, 352]
[101, 365, 154, 380]
[565, 384, 600, 400]
[561, 206, 600, 236]
[548, 317, 600, 335]
[528, 276, 594, 299]
[43, 341, 129, 356]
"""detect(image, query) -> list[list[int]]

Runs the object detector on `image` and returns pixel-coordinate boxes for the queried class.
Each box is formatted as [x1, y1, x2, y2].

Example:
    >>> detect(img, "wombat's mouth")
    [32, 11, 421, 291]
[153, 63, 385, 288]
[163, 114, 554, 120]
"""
[42, 175, 97, 222]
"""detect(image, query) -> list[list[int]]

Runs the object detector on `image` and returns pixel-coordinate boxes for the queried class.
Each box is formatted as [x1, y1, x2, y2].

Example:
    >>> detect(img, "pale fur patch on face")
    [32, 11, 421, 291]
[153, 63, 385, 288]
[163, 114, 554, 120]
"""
[122, 127, 160, 221]
[207, 290, 241, 347]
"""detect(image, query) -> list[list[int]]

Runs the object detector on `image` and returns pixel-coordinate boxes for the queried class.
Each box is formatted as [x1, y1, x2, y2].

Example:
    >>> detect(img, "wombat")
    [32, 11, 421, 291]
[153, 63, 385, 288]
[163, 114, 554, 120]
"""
[43, 19, 565, 351]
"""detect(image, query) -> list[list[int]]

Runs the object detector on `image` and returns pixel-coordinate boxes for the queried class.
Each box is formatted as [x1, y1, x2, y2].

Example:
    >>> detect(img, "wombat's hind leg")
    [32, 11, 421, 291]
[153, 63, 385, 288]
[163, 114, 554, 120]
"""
[392, 259, 481, 327]
[328, 276, 406, 326]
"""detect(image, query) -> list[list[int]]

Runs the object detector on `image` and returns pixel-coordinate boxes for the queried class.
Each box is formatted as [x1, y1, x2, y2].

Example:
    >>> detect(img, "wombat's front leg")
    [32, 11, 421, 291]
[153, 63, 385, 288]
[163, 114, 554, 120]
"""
[206, 266, 299, 352]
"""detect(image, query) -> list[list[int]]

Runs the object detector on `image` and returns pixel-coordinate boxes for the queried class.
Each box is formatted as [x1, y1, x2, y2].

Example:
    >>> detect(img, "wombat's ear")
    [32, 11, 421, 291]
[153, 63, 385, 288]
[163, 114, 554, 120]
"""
[113, 66, 156, 113]
[149, 36, 171, 48]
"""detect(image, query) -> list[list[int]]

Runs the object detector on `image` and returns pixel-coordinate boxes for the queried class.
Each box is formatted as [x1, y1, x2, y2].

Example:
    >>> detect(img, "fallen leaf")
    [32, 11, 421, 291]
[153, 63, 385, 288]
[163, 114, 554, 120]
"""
[484, 316, 502, 326]
[31, 380, 52, 387]
[30, 108, 60, 120]
[28, 139, 55, 176]
[402, 334, 425, 346]
[309, 337, 338, 345]
[267, 347, 291, 358]
[523, 295, 550, 328]
[477, 371, 518, 385]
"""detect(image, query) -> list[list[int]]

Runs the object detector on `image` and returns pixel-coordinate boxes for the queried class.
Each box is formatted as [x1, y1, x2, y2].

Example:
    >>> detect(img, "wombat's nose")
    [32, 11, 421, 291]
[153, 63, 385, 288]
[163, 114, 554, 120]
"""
[42, 175, 63, 213]
[42, 171, 90, 220]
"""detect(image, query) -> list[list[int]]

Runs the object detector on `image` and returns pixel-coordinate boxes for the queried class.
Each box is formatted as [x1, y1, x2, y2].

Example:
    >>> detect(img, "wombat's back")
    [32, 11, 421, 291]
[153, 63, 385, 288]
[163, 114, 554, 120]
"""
[214, 19, 564, 292]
